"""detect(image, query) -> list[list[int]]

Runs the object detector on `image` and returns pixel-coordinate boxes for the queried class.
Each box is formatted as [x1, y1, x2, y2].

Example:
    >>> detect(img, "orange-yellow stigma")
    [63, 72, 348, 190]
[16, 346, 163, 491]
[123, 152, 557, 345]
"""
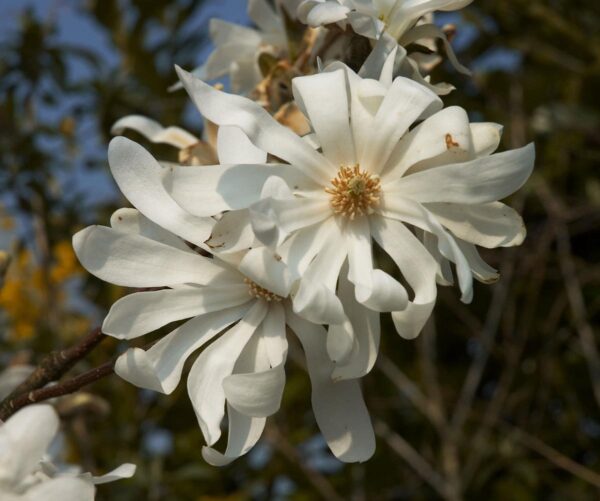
[325, 164, 381, 219]
[244, 278, 283, 302]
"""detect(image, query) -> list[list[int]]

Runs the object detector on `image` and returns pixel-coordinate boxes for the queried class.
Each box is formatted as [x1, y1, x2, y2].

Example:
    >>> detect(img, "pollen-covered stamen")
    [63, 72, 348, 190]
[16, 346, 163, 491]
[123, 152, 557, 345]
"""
[325, 164, 381, 219]
[244, 278, 283, 302]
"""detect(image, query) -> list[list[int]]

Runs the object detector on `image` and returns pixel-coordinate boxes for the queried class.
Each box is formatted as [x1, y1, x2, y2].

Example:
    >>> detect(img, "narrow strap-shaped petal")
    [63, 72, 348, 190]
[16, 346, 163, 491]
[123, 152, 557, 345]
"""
[378, 197, 472, 302]
[176, 66, 334, 185]
[286, 308, 376, 463]
[292, 70, 356, 166]
[73, 225, 233, 288]
[187, 301, 268, 446]
[371, 216, 438, 339]
[115, 304, 251, 394]
[103, 285, 250, 340]
[217, 125, 267, 164]
[111, 115, 198, 148]
[426, 201, 526, 248]
[88, 463, 136, 485]
[108, 137, 214, 246]
[386, 143, 535, 205]
[359, 77, 442, 174]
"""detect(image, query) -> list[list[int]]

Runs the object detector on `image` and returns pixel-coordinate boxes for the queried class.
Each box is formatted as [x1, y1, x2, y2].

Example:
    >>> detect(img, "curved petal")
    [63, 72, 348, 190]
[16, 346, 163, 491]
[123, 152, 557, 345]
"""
[201, 406, 266, 466]
[346, 217, 408, 311]
[108, 137, 214, 247]
[332, 264, 380, 380]
[89, 463, 136, 485]
[348, 11, 385, 39]
[110, 115, 198, 148]
[175, 66, 334, 184]
[103, 285, 250, 340]
[371, 216, 439, 339]
[73, 226, 233, 288]
[286, 309, 376, 463]
[238, 246, 294, 297]
[292, 70, 355, 166]
[425, 201, 526, 248]
[224, 363, 285, 417]
[217, 126, 267, 164]
[455, 239, 499, 284]
[250, 196, 331, 248]
[187, 301, 268, 446]
[207, 210, 257, 254]
[382, 106, 472, 180]
[359, 77, 442, 173]
[470, 123, 503, 157]
[306, 1, 350, 26]
[387, 143, 535, 205]
[110, 208, 191, 253]
[114, 304, 250, 394]
[168, 163, 315, 217]
[378, 196, 472, 303]
[0, 405, 58, 486]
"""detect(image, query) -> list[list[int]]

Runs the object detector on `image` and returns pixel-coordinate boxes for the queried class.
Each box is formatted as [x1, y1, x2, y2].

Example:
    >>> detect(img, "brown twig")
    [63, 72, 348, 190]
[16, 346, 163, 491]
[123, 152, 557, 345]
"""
[0, 359, 115, 420]
[0, 327, 108, 419]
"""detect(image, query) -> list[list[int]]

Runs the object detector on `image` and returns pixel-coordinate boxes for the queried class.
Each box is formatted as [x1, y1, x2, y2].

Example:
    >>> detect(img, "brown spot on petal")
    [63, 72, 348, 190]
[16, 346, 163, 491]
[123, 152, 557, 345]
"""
[445, 133, 460, 149]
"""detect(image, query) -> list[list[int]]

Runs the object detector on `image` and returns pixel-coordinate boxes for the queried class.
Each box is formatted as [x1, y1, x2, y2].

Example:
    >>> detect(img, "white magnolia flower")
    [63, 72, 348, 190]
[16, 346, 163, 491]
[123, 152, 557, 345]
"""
[179, 0, 299, 95]
[72, 138, 375, 464]
[164, 64, 533, 376]
[0, 404, 135, 500]
[299, 0, 472, 94]
[298, 0, 472, 40]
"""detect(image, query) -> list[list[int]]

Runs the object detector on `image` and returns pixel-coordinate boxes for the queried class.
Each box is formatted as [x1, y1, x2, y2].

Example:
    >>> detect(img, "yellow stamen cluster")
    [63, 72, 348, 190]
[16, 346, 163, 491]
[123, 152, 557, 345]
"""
[325, 164, 381, 219]
[244, 278, 283, 302]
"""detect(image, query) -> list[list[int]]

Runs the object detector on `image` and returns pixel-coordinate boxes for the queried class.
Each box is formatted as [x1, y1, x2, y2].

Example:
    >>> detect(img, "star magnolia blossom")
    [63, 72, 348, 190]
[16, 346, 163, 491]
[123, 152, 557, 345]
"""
[298, 0, 473, 40]
[155, 63, 533, 377]
[178, 0, 298, 95]
[0, 404, 135, 500]
[72, 138, 375, 464]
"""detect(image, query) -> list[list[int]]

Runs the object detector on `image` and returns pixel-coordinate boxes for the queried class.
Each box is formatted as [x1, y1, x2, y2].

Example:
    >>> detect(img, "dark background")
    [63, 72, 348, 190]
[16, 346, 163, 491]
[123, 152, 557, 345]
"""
[0, 0, 599, 499]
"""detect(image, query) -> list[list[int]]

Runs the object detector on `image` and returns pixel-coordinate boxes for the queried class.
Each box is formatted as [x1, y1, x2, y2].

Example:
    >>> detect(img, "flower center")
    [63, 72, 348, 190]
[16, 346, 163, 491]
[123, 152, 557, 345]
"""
[325, 164, 381, 219]
[244, 278, 283, 302]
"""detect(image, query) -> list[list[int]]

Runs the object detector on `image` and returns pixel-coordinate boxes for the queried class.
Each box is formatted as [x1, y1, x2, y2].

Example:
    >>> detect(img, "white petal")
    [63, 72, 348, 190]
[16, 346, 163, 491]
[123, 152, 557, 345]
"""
[187, 301, 268, 445]
[201, 406, 266, 466]
[286, 310, 375, 462]
[23, 477, 95, 501]
[176, 67, 334, 184]
[111, 115, 197, 148]
[387, 143, 536, 205]
[359, 77, 442, 173]
[250, 196, 331, 248]
[110, 208, 192, 253]
[346, 217, 408, 311]
[470, 123, 503, 157]
[378, 197, 472, 302]
[168, 163, 315, 217]
[306, 2, 350, 26]
[455, 239, 500, 284]
[90, 463, 136, 485]
[326, 317, 355, 365]
[359, 34, 401, 81]
[224, 362, 285, 417]
[115, 305, 250, 394]
[217, 126, 267, 164]
[332, 265, 380, 380]
[248, 0, 282, 33]
[103, 285, 250, 340]
[382, 106, 472, 180]
[422, 231, 454, 285]
[238, 247, 293, 297]
[207, 210, 257, 254]
[0, 405, 58, 485]
[292, 70, 355, 166]
[348, 11, 385, 39]
[210, 18, 262, 47]
[371, 216, 439, 339]
[425, 201, 526, 248]
[73, 226, 233, 287]
[258, 302, 288, 367]
[108, 137, 214, 246]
